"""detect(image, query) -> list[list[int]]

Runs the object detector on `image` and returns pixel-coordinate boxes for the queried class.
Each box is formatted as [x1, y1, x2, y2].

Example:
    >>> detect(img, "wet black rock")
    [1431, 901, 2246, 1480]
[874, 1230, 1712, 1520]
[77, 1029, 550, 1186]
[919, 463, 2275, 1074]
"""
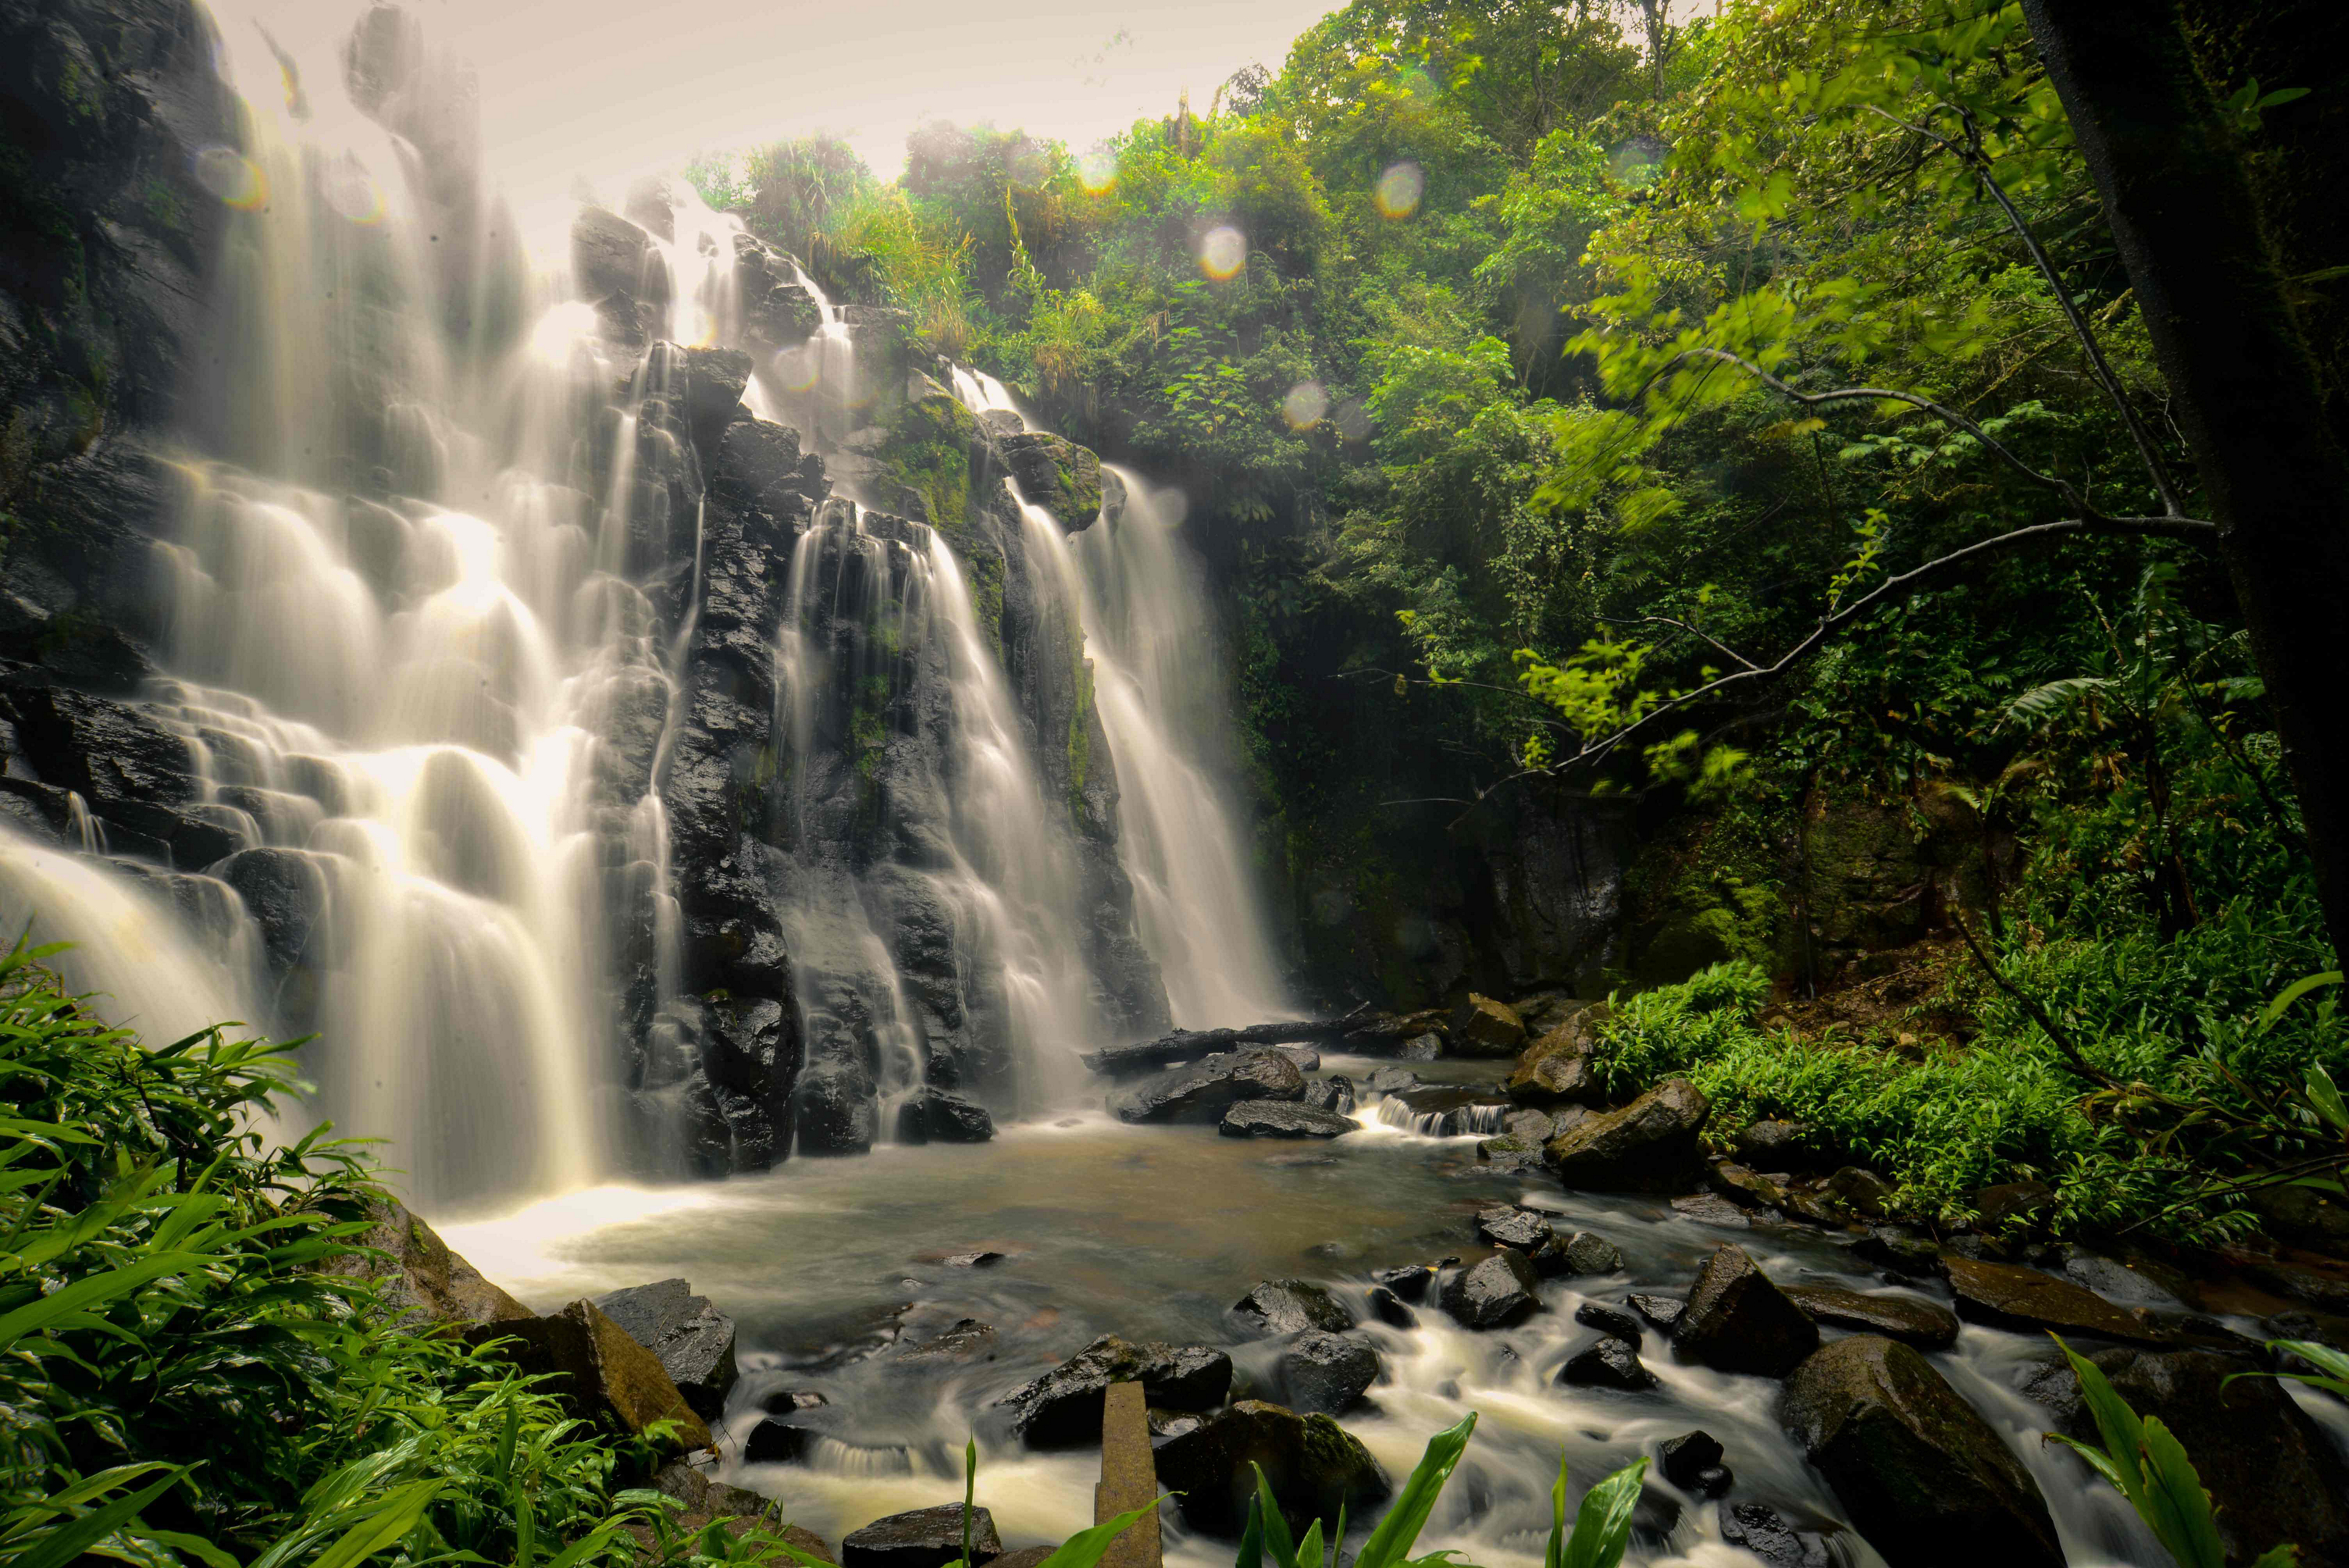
[1783, 1336, 2061, 1568]
[1560, 1336, 1655, 1392]
[1674, 1245, 1819, 1378]
[1368, 1287, 1416, 1328]
[1717, 1502, 1831, 1568]
[679, 346, 753, 456]
[1150, 1400, 1389, 1538]
[841, 1504, 1001, 1568]
[572, 205, 668, 349]
[1278, 1330, 1381, 1414]
[1371, 1263, 1442, 1303]
[1366, 1065, 1421, 1094]
[1630, 1294, 1686, 1331]
[1234, 1279, 1355, 1335]
[1109, 1050, 1304, 1124]
[589, 1278, 739, 1419]
[1734, 1119, 1819, 1171]
[1657, 1430, 1725, 1491]
[1852, 1224, 1943, 1277]
[1574, 1302, 1645, 1344]
[1940, 1254, 2165, 1344]
[896, 1320, 999, 1363]
[894, 1087, 995, 1144]
[1781, 1285, 1958, 1351]
[2022, 1344, 2349, 1565]
[1823, 1167, 1896, 1219]
[1437, 1251, 1543, 1329]
[216, 848, 336, 975]
[2059, 1249, 2191, 1311]
[1303, 1076, 1356, 1115]
[993, 431, 1103, 532]
[1670, 1193, 1752, 1229]
[793, 1060, 880, 1156]
[1560, 1232, 1623, 1275]
[1221, 1101, 1357, 1139]
[1474, 1206, 1566, 1272]
[1543, 1077, 1710, 1193]
[1002, 1334, 1233, 1447]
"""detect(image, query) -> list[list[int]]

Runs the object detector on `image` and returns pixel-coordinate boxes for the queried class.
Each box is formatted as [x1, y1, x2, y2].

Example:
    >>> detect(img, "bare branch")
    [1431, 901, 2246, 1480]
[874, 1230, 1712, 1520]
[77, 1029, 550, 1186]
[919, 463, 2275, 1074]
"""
[1861, 102, 2187, 517]
[1948, 905, 2122, 1090]
[1598, 613, 1762, 671]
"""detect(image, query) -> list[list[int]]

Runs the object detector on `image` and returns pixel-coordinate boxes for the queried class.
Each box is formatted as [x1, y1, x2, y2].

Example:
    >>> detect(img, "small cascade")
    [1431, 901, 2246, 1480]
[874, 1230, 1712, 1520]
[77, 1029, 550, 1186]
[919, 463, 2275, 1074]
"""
[1371, 1090, 1512, 1138]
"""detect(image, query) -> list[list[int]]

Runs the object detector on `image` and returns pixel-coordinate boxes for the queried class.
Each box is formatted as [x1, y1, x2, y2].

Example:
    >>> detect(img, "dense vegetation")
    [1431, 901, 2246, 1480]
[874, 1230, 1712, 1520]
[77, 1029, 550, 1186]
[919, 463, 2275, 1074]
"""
[692, 0, 2348, 1241]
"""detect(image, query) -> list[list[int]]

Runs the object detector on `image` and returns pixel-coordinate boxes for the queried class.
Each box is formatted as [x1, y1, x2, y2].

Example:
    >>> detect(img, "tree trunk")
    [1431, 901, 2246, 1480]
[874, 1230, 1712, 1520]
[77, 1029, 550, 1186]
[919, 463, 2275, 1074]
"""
[2023, 0, 2349, 957]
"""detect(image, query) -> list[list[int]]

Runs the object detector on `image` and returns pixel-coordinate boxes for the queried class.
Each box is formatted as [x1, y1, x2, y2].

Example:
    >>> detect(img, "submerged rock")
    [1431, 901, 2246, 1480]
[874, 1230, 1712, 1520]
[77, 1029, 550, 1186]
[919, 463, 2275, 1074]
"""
[1234, 1278, 1355, 1335]
[589, 1277, 739, 1418]
[1002, 1334, 1233, 1447]
[1150, 1400, 1389, 1538]
[841, 1505, 1001, 1568]
[1543, 1078, 1710, 1192]
[1109, 1050, 1304, 1124]
[1781, 1336, 2062, 1568]
[1278, 1330, 1381, 1414]
[1674, 1245, 1818, 1377]
[1221, 1101, 1357, 1138]
[1437, 1251, 1543, 1329]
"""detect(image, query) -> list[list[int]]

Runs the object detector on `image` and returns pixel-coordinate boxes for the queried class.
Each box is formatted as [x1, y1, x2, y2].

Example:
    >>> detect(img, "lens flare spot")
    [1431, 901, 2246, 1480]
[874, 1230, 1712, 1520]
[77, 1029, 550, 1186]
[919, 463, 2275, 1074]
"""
[1077, 148, 1117, 194]
[324, 163, 385, 224]
[1198, 224, 1246, 279]
[528, 301, 599, 365]
[1374, 161, 1424, 220]
[195, 146, 268, 211]
[776, 343, 822, 393]
[1282, 381, 1329, 430]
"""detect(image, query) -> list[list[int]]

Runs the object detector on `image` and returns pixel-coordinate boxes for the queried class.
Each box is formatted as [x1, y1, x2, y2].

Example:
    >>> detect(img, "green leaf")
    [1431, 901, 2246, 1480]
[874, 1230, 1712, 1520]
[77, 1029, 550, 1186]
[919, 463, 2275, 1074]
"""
[2136, 1417, 2224, 1568]
[309, 1482, 444, 1568]
[2247, 1546, 2300, 1568]
[1252, 1462, 1301, 1568]
[2303, 1064, 2349, 1132]
[1544, 1452, 1568, 1568]
[0, 1251, 210, 1349]
[1032, 1496, 1169, 1568]
[139, 1528, 244, 1568]
[1355, 1413, 1476, 1568]
[2053, 1335, 2148, 1511]
[1558, 1459, 1647, 1568]
[11, 1469, 182, 1568]
[2260, 971, 2341, 1029]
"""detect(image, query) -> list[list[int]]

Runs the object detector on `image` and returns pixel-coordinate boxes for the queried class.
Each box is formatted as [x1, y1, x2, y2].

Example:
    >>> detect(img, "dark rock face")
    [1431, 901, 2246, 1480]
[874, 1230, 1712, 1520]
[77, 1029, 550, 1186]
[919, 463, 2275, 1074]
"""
[1781, 1286, 1958, 1351]
[573, 206, 669, 350]
[464, 1300, 712, 1454]
[1150, 1400, 1389, 1538]
[1560, 1232, 1624, 1275]
[1278, 1330, 1380, 1413]
[1234, 1279, 1356, 1335]
[895, 1087, 996, 1144]
[793, 1059, 881, 1156]
[1371, 1263, 1441, 1303]
[1221, 1101, 1357, 1138]
[1002, 1334, 1233, 1447]
[216, 849, 336, 975]
[1657, 1430, 1725, 1491]
[1629, 1294, 1686, 1332]
[1111, 1050, 1304, 1123]
[1438, 1251, 1543, 1329]
[589, 1278, 739, 1420]
[1561, 1336, 1656, 1391]
[840, 1505, 1001, 1568]
[1717, 1502, 1832, 1568]
[1674, 1246, 1820, 1377]
[1543, 1078, 1710, 1192]
[2024, 1346, 2349, 1566]
[1940, 1255, 2165, 1344]
[1574, 1302, 1646, 1344]
[745, 1419, 817, 1464]
[1302, 1076, 1357, 1115]
[1781, 1336, 2062, 1568]
[992, 430, 1103, 531]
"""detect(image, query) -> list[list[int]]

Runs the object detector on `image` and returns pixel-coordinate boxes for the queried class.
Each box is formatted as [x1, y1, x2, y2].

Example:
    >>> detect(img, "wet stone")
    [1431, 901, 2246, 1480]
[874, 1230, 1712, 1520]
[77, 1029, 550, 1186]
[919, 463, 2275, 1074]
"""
[1233, 1279, 1355, 1335]
[1629, 1294, 1686, 1331]
[1370, 1263, 1442, 1303]
[1781, 1285, 1958, 1351]
[1573, 1301, 1644, 1344]
[1278, 1330, 1381, 1415]
[1673, 1245, 1819, 1378]
[1657, 1430, 1725, 1491]
[1002, 1335, 1233, 1447]
[1368, 1286, 1416, 1328]
[1670, 1193, 1752, 1228]
[1717, 1502, 1831, 1568]
[840, 1505, 1001, 1568]
[1559, 1336, 1656, 1392]
[1366, 1065, 1421, 1094]
[1221, 1101, 1357, 1139]
[1560, 1231, 1623, 1275]
[1438, 1250, 1543, 1330]
[1475, 1205, 1556, 1253]
[1941, 1254, 2166, 1344]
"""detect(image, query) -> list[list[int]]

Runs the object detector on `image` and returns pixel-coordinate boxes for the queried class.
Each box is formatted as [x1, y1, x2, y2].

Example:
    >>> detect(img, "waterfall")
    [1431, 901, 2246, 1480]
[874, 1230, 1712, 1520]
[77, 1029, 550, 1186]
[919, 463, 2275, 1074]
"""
[955, 380, 1292, 1027]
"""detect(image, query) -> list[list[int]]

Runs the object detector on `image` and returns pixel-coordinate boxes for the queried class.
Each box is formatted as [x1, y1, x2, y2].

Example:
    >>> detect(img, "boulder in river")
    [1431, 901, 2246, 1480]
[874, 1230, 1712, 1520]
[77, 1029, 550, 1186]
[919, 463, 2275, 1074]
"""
[1370, 1262, 1444, 1302]
[1278, 1330, 1381, 1414]
[894, 1087, 995, 1144]
[1716, 1501, 1835, 1568]
[465, 1299, 711, 1453]
[1110, 1050, 1304, 1123]
[1574, 1302, 1645, 1344]
[1453, 993, 1528, 1058]
[841, 1504, 1001, 1568]
[589, 1277, 739, 1418]
[1657, 1430, 1725, 1492]
[2023, 1344, 2349, 1565]
[1543, 1077, 1710, 1192]
[1221, 1101, 1357, 1139]
[1734, 1119, 1820, 1171]
[1151, 1400, 1389, 1537]
[1561, 1336, 1656, 1392]
[1234, 1278, 1355, 1335]
[1303, 1075, 1356, 1115]
[1003, 1334, 1233, 1446]
[1506, 1018, 1608, 1106]
[993, 430, 1102, 532]
[1560, 1231, 1624, 1275]
[1781, 1335, 2062, 1568]
[1670, 1193, 1752, 1229]
[1781, 1285, 1957, 1351]
[1437, 1250, 1543, 1329]
[1475, 1204, 1561, 1258]
[1366, 1065, 1421, 1094]
[1674, 1245, 1818, 1377]
[1940, 1254, 2166, 1344]
[1629, 1294, 1686, 1332]
[793, 1060, 880, 1156]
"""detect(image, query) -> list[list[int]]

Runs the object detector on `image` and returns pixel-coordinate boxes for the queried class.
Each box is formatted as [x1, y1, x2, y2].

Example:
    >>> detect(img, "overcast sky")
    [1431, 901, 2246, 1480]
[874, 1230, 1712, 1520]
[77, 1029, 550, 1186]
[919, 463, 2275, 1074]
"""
[369, 0, 1344, 199]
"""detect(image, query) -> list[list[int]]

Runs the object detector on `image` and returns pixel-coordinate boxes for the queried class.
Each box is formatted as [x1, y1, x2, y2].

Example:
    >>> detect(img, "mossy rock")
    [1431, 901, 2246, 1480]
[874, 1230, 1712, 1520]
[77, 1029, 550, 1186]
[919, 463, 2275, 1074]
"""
[880, 393, 979, 528]
[994, 430, 1102, 531]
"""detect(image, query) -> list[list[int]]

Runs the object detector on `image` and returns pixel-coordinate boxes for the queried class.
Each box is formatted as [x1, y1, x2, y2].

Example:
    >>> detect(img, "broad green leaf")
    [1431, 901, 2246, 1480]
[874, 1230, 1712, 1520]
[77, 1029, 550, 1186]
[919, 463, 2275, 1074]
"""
[2136, 1418, 2223, 1568]
[2302, 1065, 2348, 1132]
[1355, 1414, 1476, 1568]
[2053, 1336, 2148, 1511]
[11, 1469, 181, 1568]
[1032, 1496, 1168, 1568]
[0, 1252, 210, 1348]
[1253, 1462, 1301, 1568]
[309, 1480, 444, 1568]
[1558, 1459, 1647, 1568]
[2260, 971, 2341, 1029]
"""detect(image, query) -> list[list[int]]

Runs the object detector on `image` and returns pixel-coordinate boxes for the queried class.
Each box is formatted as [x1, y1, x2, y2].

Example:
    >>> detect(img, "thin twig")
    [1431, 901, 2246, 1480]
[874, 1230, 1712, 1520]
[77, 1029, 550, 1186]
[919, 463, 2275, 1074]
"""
[1596, 614, 1762, 671]
[1948, 905, 2121, 1090]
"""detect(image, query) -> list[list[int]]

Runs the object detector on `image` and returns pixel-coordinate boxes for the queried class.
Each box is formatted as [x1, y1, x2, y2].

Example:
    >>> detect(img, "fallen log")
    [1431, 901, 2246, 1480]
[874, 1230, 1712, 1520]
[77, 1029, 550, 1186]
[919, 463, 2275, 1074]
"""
[1081, 1005, 1377, 1077]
